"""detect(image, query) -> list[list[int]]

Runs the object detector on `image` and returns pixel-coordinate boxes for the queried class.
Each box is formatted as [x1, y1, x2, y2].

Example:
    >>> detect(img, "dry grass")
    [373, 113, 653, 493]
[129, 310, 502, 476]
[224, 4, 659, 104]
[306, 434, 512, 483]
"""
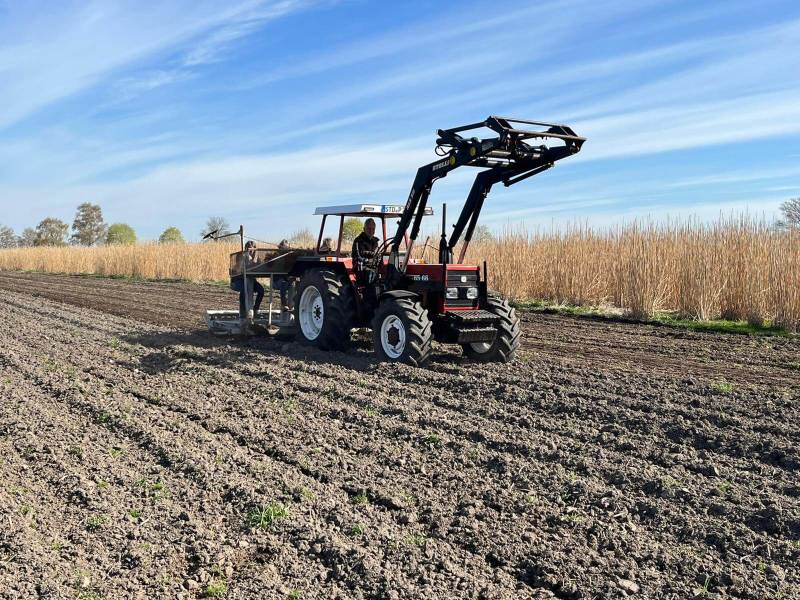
[1, 216, 797, 331]
[0, 242, 238, 282]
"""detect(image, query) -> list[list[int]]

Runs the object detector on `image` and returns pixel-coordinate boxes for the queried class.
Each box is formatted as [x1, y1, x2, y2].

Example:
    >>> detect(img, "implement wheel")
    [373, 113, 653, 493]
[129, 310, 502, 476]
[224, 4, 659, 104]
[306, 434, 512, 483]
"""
[372, 297, 432, 366]
[462, 295, 520, 363]
[295, 269, 354, 351]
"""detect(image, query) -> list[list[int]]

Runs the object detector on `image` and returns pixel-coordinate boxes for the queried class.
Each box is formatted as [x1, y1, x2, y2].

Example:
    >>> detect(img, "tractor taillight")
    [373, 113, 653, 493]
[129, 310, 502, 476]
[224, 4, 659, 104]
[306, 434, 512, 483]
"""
[446, 287, 459, 299]
[466, 287, 478, 299]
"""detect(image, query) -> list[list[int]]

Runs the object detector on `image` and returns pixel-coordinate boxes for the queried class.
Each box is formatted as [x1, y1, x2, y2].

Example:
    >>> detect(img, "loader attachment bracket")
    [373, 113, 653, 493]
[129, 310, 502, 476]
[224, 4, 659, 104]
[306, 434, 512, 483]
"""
[389, 115, 585, 270]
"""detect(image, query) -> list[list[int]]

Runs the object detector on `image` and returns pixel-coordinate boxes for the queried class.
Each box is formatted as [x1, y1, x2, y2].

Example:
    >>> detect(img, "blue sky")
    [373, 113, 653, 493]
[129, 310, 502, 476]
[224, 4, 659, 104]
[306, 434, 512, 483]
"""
[1, 0, 799, 241]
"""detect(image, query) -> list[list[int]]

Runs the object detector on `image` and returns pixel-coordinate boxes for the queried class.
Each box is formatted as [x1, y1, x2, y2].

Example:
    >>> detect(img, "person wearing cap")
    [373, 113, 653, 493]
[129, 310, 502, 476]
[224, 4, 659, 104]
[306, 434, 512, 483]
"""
[231, 240, 265, 318]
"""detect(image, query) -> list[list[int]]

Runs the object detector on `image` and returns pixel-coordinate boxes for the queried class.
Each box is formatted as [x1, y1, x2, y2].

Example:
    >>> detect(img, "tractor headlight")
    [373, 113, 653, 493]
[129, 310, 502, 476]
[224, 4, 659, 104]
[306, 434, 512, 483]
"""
[446, 287, 459, 299]
[466, 287, 478, 299]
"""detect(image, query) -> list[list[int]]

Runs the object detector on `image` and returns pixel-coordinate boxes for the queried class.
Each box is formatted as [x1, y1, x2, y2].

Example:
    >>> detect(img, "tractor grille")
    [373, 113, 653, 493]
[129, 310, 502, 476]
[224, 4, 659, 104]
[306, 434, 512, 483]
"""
[447, 271, 478, 285]
[446, 270, 479, 307]
[451, 310, 499, 323]
[457, 327, 497, 344]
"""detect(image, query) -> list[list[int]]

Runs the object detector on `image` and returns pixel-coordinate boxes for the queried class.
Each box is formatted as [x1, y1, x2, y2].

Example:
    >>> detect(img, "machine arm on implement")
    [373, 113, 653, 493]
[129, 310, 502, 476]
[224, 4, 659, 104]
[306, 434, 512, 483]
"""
[389, 116, 585, 267]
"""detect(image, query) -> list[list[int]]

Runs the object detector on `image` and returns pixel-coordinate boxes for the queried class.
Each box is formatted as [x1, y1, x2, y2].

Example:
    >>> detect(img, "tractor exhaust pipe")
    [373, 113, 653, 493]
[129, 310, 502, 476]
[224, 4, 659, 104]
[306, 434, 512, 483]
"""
[438, 202, 450, 265]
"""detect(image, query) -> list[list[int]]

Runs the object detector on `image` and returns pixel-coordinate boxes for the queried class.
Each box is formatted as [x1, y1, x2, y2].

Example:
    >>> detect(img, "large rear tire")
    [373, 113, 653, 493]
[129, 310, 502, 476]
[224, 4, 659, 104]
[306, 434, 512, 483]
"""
[462, 295, 520, 363]
[372, 297, 432, 366]
[295, 269, 354, 351]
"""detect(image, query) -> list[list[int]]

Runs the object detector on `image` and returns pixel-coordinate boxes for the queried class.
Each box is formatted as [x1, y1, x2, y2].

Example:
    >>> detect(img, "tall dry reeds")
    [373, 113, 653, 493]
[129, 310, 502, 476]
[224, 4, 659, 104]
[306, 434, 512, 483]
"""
[0, 216, 797, 331]
[0, 242, 238, 282]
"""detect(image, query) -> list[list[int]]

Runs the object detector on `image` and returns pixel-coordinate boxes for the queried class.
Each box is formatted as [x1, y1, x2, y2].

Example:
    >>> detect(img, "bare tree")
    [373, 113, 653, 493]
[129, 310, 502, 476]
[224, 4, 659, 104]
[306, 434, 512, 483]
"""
[201, 216, 231, 241]
[0, 225, 16, 248]
[778, 198, 800, 228]
[34, 218, 69, 246]
[470, 224, 495, 243]
[70, 202, 107, 245]
[18, 228, 37, 247]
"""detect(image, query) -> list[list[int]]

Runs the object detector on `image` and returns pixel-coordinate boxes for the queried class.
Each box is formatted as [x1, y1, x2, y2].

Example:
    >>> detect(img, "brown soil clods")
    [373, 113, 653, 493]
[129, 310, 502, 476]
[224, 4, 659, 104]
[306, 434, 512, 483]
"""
[0, 272, 798, 599]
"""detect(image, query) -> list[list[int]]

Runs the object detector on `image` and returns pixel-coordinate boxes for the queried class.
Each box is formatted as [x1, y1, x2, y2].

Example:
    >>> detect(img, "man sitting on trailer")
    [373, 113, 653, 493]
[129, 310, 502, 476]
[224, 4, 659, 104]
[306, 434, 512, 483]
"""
[231, 240, 265, 318]
[352, 218, 379, 284]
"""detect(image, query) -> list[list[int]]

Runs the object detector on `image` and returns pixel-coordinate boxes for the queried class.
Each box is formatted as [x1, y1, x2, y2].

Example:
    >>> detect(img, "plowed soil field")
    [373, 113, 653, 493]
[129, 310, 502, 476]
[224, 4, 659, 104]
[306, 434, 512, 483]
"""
[0, 271, 798, 599]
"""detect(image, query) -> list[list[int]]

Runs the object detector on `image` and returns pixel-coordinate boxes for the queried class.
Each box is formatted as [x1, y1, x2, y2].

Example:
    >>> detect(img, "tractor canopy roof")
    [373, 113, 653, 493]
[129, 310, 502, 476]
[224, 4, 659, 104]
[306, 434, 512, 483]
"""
[313, 204, 434, 218]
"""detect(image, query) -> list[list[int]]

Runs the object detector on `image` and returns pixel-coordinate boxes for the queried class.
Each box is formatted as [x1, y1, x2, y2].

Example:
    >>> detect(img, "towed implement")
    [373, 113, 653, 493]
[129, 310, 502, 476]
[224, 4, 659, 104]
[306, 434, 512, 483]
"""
[207, 116, 585, 365]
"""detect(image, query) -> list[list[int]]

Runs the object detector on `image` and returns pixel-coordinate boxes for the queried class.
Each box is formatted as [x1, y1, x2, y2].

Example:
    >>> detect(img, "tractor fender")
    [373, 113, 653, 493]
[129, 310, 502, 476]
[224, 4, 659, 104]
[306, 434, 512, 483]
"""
[288, 260, 348, 279]
[379, 290, 419, 302]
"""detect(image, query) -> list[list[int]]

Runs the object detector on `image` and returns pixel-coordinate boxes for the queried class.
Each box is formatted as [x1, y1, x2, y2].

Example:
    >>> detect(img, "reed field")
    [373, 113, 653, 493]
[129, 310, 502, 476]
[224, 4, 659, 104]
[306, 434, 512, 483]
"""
[1, 216, 798, 331]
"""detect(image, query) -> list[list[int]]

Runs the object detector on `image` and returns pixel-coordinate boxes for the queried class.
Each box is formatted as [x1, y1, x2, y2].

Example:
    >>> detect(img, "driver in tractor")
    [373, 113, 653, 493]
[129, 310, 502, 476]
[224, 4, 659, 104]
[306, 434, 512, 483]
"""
[352, 218, 379, 285]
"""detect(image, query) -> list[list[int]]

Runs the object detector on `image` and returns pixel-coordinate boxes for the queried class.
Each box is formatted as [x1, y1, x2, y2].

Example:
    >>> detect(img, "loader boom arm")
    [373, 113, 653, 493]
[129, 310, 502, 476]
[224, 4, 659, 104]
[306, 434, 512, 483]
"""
[389, 116, 585, 266]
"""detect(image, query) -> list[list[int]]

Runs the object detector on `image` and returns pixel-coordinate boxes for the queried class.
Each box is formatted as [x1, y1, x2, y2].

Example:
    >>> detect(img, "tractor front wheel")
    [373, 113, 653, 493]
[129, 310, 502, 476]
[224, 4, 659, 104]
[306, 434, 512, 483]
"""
[295, 269, 354, 351]
[462, 295, 520, 362]
[372, 297, 432, 366]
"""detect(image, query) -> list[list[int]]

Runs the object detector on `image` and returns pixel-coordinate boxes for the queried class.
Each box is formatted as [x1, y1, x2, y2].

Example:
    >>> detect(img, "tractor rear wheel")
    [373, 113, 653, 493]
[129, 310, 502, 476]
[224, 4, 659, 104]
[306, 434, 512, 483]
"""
[372, 297, 432, 366]
[295, 269, 354, 351]
[462, 295, 520, 362]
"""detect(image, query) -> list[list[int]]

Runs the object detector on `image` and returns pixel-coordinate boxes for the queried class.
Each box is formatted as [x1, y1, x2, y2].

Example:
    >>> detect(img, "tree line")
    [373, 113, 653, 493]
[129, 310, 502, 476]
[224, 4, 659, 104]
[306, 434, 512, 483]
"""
[5, 199, 794, 251]
[0, 203, 234, 248]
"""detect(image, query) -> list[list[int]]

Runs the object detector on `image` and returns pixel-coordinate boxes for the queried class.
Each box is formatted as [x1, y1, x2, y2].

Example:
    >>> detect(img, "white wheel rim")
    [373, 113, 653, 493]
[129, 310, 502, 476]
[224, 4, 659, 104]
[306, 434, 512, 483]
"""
[380, 315, 406, 359]
[299, 285, 324, 340]
[470, 341, 492, 354]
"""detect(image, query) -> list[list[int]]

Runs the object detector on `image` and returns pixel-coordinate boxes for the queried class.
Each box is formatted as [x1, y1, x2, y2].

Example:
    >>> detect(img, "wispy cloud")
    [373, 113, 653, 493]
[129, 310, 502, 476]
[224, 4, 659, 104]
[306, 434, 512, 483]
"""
[0, 1, 314, 129]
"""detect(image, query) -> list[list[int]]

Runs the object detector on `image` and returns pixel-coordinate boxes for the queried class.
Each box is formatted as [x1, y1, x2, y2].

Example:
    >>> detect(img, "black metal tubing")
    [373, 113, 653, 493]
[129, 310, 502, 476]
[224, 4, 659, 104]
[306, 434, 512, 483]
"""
[389, 115, 585, 269]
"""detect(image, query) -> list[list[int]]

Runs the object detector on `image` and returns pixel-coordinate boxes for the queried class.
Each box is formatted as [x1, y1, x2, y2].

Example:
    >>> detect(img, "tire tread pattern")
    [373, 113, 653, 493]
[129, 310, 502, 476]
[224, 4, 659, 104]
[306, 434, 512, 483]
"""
[296, 269, 355, 351]
[372, 297, 432, 366]
[463, 294, 521, 362]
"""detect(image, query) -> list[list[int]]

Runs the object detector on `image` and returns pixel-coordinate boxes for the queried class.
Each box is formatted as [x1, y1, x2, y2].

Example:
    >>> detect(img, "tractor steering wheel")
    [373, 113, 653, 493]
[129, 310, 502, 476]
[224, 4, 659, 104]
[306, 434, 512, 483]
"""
[364, 240, 390, 272]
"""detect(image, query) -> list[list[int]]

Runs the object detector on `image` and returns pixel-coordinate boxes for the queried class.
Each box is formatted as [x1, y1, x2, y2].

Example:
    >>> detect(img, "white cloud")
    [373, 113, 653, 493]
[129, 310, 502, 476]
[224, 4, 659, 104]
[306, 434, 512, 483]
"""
[0, 0, 314, 129]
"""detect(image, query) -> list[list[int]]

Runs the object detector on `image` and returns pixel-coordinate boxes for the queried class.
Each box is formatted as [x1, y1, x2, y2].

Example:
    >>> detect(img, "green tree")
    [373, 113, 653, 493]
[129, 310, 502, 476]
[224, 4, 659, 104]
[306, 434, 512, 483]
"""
[106, 223, 137, 245]
[159, 227, 185, 244]
[341, 218, 363, 243]
[201, 216, 231, 241]
[70, 202, 107, 245]
[18, 227, 36, 247]
[34, 218, 69, 246]
[0, 225, 16, 248]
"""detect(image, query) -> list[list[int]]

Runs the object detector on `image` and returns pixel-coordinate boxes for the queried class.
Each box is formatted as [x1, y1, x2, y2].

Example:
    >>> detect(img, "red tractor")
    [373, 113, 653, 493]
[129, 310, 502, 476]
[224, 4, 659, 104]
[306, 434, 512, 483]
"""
[211, 117, 584, 365]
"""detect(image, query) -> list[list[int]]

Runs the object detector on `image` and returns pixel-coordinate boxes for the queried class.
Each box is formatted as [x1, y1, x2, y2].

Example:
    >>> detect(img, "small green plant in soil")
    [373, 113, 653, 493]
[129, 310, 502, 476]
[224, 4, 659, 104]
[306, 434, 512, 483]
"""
[129, 509, 142, 519]
[350, 523, 365, 537]
[407, 533, 428, 547]
[694, 574, 712, 597]
[298, 487, 315, 501]
[423, 433, 442, 447]
[204, 579, 228, 597]
[286, 591, 301, 600]
[86, 514, 108, 532]
[352, 493, 369, 505]
[248, 503, 289, 529]
[713, 381, 735, 393]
